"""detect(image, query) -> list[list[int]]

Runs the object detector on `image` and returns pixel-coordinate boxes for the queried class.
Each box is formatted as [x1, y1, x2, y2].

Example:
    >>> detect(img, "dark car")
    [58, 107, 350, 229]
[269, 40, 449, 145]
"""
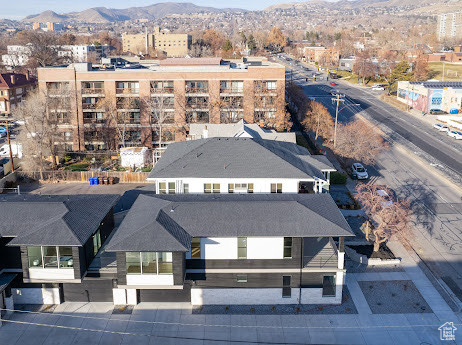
[429, 110, 448, 115]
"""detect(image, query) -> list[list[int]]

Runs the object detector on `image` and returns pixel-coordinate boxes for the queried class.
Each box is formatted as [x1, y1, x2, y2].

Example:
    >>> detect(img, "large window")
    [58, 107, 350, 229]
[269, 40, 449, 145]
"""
[271, 183, 282, 193]
[191, 238, 201, 258]
[283, 237, 293, 259]
[158, 182, 175, 194]
[282, 276, 291, 298]
[204, 183, 220, 193]
[228, 183, 254, 194]
[27, 246, 73, 269]
[238, 237, 247, 259]
[125, 252, 173, 275]
[322, 275, 336, 297]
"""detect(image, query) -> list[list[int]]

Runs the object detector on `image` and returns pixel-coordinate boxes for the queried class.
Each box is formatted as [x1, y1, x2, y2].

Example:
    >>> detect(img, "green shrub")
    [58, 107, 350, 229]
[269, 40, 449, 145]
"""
[64, 154, 72, 163]
[330, 171, 347, 185]
[64, 163, 90, 171]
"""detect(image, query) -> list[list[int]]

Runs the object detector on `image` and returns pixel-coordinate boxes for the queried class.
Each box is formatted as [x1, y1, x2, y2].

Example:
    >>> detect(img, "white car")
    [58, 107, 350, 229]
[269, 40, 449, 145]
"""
[352, 163, 368, 180]
[371, 85, 385, 91]
[433, 123, 450, 132]
[448, 130, 462, 139]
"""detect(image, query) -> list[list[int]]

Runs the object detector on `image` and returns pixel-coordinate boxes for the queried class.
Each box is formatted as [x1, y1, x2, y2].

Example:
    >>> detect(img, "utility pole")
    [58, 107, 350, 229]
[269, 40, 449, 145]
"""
[5, 120, 14, 173]
[332, 93, 345, 149]
[442, 61, 445, 82]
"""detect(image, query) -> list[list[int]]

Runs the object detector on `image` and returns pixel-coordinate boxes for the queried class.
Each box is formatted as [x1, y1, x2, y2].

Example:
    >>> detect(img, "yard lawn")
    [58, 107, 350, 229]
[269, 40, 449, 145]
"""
[429, 62, 462, 81]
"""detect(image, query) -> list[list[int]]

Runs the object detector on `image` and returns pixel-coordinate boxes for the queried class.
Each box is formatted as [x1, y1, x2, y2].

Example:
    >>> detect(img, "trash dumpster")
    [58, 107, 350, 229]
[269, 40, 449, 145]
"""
[102, 177, 109, 185]
[108, 177, 114, 185]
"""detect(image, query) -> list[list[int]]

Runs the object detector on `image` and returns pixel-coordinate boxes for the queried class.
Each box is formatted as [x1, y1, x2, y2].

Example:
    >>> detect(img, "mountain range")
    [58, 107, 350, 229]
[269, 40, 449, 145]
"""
[18, 0, 462, 23]
[22, 2, 245, 24]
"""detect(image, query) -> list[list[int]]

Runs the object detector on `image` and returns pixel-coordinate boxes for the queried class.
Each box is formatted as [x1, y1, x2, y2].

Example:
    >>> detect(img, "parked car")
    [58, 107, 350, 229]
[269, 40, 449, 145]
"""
[330, 82, 337, 86]
[429, 110, 448, 115]
[433, 123, 450, 132]
[351, 163, 368, 180]
[448, 130, 462, 139]
[371, 85, 385, 91]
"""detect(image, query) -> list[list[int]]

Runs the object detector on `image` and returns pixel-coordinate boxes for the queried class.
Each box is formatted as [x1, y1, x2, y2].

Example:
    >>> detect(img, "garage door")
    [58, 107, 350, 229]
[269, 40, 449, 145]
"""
[138, 285, 191, 303]
[63, 279, 114, 302]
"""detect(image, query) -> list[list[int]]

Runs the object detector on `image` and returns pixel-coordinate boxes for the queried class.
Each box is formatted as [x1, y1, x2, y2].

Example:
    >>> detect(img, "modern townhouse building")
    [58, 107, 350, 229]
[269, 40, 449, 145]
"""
[0, 194, 118, 308]
[36, 57, 286, 151]
[105, 193, 353, 305]
[0, 72, 36, 116]
[147, 137, 336, 194]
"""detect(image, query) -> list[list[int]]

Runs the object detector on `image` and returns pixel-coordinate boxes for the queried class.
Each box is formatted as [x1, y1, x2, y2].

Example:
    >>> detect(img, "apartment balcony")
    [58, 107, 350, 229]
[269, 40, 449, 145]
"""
[186, 103, 209, 110]
[82, 103, 102, 110]
[83, 118, 105, 124]
[220, 88, 244, 94]
[151, 88, 174, 95]
[116, 88, 139, 95]
[255, 87, 278, 95]
[185, 87, 208, 94]
[81, 88, 105, 96]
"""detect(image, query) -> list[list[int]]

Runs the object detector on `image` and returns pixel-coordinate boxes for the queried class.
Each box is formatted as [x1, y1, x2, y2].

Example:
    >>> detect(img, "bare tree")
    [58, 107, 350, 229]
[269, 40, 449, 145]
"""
[355, 184, 411, 252]
[327, 120, 389, 165]
[302, 101, 333, 140]
[145, 93, 174, 148]
[14, 88, 69, 174]
[353, 50, 376, 85]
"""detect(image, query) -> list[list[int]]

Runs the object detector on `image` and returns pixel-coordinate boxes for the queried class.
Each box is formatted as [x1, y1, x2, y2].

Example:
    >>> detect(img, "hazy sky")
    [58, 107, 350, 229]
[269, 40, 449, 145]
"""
[2, 0, 337, 20]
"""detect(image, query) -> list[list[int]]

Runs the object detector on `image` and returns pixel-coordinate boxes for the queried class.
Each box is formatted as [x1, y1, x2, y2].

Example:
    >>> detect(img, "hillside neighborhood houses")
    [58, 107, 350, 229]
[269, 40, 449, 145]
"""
[1, 3, 462, 344]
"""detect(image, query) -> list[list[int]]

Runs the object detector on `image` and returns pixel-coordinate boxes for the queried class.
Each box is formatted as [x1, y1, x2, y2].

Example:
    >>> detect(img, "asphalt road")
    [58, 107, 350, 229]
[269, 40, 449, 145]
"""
[279, 55, 462, 302]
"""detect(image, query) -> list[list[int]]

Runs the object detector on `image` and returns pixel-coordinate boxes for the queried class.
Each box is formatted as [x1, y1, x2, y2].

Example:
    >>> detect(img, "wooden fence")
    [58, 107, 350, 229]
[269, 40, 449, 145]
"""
[19, 170, 150, 183]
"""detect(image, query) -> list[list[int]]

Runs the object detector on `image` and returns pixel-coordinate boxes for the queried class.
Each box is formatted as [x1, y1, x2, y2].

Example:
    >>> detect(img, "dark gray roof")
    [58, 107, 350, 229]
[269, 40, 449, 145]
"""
[0, 194, 119, 246]
[106, 194, 353, 252]
[0, 273, 16, 293]
[148, 138, 328, 180]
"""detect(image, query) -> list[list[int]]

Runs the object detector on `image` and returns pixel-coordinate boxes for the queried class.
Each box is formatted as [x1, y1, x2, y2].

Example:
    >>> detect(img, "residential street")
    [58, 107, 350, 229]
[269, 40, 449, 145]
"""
[280, 57, 462, 303]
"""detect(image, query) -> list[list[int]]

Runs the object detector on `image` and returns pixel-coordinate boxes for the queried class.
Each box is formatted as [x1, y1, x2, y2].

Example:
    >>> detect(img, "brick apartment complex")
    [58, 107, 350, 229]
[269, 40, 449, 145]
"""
[37, 57, 286, 151]
[426, 46, 462, 63]
[438, 12, 462, 41]
[0, 72, 36, 116]
[303, 46, 339, 66]
[122, 27, 191, 57]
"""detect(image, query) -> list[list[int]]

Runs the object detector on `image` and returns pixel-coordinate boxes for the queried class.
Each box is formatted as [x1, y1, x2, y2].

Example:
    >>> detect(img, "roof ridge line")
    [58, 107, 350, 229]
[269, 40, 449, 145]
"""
[295, 200, 353, 234]
[253, 139, 321, 178]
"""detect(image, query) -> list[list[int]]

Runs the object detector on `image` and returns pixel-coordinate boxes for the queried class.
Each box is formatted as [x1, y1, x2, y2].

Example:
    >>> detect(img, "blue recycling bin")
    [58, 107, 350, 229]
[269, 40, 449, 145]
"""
[89, 177, 94, 185]
[94, 177, 99, 185]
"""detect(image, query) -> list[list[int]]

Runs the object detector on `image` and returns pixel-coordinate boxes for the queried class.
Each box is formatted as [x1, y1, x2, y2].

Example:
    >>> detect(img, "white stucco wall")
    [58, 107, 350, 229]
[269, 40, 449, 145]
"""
[247, 237, 283, 259]
[185, 237, 285, 260]
[153, 178, 307, 194]
[191, 288, 300, 305]
[28, 268, 75, 280]
[113, 288, 126, 305]
[12, 288, 61, 305]
[126, 274, 174, 286]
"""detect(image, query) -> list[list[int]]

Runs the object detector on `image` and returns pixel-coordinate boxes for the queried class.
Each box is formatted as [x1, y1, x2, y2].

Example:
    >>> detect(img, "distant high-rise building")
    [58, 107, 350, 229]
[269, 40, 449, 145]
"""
[437, 12, 462, 41]
[33, 22, 64, 32]
[122, 27, 191, 57]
